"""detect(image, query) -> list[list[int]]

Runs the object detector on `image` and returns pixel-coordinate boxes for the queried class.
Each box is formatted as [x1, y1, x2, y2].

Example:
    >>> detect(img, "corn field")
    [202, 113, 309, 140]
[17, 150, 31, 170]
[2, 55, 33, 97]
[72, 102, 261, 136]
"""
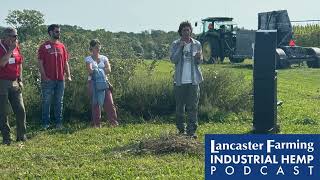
[293, 24, 320, 47]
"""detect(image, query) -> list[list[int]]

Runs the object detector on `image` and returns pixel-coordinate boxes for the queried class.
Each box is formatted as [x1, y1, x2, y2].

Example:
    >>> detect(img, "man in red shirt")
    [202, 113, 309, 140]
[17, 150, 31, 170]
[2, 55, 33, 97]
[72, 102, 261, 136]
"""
[38, 24, 71, 129]
[0, 27, 26, 145]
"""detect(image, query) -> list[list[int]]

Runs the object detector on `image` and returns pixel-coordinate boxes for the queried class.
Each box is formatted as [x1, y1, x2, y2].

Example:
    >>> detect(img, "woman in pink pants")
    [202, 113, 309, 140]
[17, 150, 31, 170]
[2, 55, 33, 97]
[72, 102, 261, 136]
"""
[85, 39, 119, 128]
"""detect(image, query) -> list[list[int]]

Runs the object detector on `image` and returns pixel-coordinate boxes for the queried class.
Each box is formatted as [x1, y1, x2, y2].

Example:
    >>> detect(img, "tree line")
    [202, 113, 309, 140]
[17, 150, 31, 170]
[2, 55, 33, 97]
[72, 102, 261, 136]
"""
[2, 9, 320, 61]
[1, 9, 180, 60]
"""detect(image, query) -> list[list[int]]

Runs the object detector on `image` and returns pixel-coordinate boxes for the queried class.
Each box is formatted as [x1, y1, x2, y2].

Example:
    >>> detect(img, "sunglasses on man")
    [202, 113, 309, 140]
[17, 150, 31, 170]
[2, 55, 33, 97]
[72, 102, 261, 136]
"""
[8, 34, 18, 38]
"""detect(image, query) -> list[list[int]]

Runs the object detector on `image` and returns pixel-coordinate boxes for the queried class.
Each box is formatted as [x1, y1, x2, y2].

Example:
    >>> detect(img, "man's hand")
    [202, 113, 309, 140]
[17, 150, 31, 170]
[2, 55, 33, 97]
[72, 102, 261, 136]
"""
[18, 81, 24, 89]
[194, 52, 201, 59]
[179, 40, 187, 48]
[193, 51, 203, 64]
[8, 39, 17, 52]
[65, 75, 72, 81]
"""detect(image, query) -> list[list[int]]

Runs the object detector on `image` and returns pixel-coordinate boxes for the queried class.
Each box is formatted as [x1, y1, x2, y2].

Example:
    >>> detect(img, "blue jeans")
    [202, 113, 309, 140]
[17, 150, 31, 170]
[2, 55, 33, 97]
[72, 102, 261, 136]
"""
[41, 80, 65, 127]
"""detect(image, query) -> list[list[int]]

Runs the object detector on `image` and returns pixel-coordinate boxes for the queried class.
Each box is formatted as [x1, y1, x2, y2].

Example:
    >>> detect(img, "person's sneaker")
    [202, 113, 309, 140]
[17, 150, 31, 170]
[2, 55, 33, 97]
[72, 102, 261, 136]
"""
[16, 135, 27, 142]
[2, 139, 11, 146]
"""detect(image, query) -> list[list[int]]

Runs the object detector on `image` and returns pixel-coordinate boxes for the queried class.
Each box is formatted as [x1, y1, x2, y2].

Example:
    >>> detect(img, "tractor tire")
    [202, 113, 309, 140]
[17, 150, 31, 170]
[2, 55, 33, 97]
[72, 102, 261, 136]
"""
[202, 40, 214, 63]
[276, 58, 290, 69]
[276, 48, 290, 69]
[201, 36, 220, 64]
[307, 57, 320, 68]
[306, 48, 320, 68]
[313, 58, 320, 68]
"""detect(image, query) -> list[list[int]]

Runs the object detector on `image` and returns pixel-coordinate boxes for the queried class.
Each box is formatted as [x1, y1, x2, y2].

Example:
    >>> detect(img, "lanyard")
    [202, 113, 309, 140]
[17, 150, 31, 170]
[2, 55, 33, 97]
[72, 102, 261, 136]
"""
[0, 40, 8, 53]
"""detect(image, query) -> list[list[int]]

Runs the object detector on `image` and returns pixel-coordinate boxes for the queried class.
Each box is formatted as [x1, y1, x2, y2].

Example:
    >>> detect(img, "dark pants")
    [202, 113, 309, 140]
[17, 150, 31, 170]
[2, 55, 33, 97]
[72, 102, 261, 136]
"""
[174, 84, 200, 135]
[0, 80, 26, 142]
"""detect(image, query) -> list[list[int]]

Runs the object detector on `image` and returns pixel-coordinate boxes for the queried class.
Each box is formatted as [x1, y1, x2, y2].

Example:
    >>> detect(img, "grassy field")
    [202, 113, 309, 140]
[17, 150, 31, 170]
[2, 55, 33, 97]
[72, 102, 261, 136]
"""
[1, 60, 320, 179]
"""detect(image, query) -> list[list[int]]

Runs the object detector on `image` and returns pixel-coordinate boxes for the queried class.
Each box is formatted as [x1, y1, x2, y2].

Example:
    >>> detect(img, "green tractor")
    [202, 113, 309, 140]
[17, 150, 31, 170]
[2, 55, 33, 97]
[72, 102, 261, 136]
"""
[196, 11, 320, 68]
[195, 17, 247, 63]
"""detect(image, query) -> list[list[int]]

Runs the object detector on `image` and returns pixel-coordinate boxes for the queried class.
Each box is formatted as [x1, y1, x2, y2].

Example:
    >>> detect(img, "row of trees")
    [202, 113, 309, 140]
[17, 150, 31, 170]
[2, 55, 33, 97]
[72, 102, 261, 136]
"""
[3, 10, 320, 61]
[2, 9, 179, 60]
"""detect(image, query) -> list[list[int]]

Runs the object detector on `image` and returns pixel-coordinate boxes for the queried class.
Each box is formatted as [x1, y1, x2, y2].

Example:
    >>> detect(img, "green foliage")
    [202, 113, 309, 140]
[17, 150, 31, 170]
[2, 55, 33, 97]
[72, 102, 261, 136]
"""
[5, 9, 45, 42]
[109, 58, 143, 94]
[198, 66, 252, 122]
[293, 24, 320, 47]
[119, 70, 175, 119]
[63, 58, 89, 119]
[137, 30, 179, 59]
[19, 56, 251, 123]
[5, 9, 44, 28]
[116, 61, 252, 122]
[19, 36, 47, 118]
[200, 68, 252, 113]
[3, 9, 179, 59]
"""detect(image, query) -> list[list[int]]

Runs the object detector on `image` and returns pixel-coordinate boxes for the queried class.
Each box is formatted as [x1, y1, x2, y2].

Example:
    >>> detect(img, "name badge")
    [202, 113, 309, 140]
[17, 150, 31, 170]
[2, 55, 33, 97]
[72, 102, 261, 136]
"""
[45, 44, 51, 49]
[8, 57, 16, 64]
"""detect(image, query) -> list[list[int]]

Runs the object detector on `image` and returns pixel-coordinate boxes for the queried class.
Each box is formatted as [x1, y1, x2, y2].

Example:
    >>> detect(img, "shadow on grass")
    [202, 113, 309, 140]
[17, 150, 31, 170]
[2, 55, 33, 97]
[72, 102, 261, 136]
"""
[223, 63, 253, 70]
[244, 124, 281, 134]
[24, 115, 174, 141]
[293, 118, 318, 125]
[25, 120, 90, 140]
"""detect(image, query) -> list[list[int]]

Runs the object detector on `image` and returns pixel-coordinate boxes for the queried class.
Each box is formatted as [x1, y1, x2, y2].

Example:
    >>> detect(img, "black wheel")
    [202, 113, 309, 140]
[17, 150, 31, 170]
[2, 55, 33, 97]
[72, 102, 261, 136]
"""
[275, 49, 290, 69]
[305, 47, 320, 68]
[313, 58, 320, 68]
[276, 56, 290, 69]
[306, 57, 320, 68]
[306, 60, 313, 68]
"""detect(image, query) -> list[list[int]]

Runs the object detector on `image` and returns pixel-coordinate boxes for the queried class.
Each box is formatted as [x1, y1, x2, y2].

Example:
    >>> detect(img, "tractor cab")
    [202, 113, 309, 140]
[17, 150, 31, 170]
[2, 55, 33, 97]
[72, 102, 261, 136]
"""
[195, 17, 242, 63]
[200, 17, 235, 34]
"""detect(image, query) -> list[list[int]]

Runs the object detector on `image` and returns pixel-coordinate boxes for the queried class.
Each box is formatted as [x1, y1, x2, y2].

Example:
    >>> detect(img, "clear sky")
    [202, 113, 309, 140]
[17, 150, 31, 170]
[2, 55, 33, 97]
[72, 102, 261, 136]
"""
[1, 0, 319, 33]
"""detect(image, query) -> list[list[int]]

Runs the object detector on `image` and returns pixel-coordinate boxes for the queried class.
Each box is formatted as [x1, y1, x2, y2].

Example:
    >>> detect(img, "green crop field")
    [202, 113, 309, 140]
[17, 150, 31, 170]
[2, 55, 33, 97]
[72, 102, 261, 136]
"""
[1, 60, 320, 179]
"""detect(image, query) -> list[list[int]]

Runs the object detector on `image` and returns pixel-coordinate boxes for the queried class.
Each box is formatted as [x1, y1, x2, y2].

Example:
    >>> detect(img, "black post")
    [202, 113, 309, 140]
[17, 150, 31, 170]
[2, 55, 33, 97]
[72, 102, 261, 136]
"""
[253, 30, 279, 133]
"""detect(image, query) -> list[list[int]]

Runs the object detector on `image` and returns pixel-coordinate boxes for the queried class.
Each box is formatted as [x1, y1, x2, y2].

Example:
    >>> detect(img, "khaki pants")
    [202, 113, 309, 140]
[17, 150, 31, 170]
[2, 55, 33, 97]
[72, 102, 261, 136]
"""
[0, 80, 26, 142]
